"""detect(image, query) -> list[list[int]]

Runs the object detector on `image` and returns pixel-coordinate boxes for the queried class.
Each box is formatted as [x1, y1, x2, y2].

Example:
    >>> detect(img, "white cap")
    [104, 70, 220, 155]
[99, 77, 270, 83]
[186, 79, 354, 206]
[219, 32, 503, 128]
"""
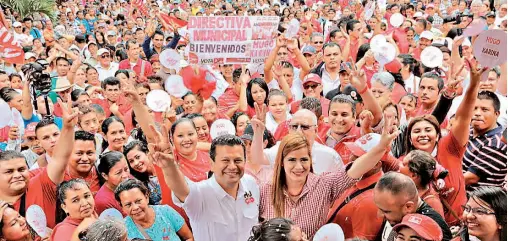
[13, 22, 22, 27]
[97, 48, 110, 57]
[462, 38, 472, 47]
[413, 12, 424, 18]
[420, 31, 434, 40]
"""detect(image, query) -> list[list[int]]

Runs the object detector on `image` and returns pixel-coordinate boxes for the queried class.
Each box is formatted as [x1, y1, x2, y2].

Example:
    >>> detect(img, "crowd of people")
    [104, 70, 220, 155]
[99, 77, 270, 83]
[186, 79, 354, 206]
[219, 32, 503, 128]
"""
[0, 0, 506, 240]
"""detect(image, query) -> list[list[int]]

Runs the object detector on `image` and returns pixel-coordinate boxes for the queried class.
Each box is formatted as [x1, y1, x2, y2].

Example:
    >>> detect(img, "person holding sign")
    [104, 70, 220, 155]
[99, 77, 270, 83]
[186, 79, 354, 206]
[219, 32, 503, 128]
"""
[0, 201, 49, 241]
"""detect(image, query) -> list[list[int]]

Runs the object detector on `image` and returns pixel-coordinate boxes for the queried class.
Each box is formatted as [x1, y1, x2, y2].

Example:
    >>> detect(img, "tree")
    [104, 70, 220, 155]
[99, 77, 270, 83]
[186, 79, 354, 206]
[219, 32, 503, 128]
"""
[0, 0, 56, 22]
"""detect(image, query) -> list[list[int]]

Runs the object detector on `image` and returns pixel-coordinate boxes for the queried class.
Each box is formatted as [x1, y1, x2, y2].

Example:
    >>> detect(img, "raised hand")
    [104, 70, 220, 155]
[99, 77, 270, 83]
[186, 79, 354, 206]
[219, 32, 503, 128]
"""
[250, 117, 266, 136]
[380, 118, 400, 148]
[7, 126, 19, 141]
[254, 102, 267, 124]
[359, 110, 374, 131]
[345, 58, 367, 90]
[122, 85, 141, 103]
[58, 95, 78, 128]
[286, 38, 299, 51]
[147, 124, 176, 169]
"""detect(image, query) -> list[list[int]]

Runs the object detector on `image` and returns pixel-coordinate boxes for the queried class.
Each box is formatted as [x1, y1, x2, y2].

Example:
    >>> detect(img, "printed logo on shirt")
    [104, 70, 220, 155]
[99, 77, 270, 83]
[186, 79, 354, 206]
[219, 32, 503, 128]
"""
[244, 191, 255, 204]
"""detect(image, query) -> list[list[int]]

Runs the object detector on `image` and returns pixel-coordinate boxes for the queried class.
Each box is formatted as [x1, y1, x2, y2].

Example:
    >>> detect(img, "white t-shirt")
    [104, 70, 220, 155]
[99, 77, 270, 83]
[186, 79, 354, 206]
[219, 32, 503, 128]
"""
[264, 141, 344, 175]
[173, 174, 259, 241]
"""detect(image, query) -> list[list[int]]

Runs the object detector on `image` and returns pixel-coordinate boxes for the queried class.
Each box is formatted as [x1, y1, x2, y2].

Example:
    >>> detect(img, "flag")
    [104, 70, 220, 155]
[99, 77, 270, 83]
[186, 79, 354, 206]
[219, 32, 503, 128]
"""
[0, 23, 24, 64]
[131, 0, 149, 16]
[160, 13, 188, 28]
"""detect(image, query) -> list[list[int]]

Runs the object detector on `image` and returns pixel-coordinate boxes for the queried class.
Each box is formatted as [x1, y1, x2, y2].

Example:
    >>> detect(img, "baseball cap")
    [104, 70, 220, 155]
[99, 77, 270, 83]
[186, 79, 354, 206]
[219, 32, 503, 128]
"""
[413, 12, 424, 18]
[462, 38, 472, 47]
[107, 30, 116, 36]
[302, 45, 317, 55]
[302, 73, 322, 85]
[393, 214, 443, 241]
[13, 22, 22, 27]
[97, 48, 110, 57]
[24, 122, 38, 137]
[24, 52, 37, 60]
[420, 31, 434, 40]
[240, 124, 270, 141]
[426, 3, 435, 9]
[341, 85, 363, 103]
[345, 133, 381, 156]
[486, 11, 496, 17]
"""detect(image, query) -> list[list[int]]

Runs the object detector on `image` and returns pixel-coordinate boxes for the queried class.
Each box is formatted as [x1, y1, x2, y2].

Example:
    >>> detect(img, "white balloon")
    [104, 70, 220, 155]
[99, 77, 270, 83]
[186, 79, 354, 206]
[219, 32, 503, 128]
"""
[146, 89, 172, 112]
[390, 13, 404, 28]
[165, 75, 189, 98]
[313, 223, 345, 241]
[210, 119, 236, 140]
[421, 46, 444, 68]
[26, 205, 48, 238]
[99, 208, 124, 222]
[0, 100, 12, 128]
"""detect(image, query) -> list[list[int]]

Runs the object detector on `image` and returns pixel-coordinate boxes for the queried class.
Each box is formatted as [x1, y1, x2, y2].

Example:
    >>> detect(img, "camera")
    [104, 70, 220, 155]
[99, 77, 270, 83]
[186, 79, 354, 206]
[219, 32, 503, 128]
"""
[22, 63, 52, 95]
[443, 16, 460, 24]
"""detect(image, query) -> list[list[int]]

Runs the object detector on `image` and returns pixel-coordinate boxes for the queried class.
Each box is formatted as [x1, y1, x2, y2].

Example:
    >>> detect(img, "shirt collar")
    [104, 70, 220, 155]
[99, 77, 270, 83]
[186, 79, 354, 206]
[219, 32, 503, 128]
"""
[210, 174, 247, 200]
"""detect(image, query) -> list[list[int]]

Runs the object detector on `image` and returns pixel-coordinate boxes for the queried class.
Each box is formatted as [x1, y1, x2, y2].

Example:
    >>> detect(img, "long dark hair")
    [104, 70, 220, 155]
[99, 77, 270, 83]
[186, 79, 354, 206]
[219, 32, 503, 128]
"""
[98, 151, 125, 184]
[123, 141, 150, 183]
[470, 187, 507, 241]
[246, 78, 269, 108]
[404, 115, 441, 155]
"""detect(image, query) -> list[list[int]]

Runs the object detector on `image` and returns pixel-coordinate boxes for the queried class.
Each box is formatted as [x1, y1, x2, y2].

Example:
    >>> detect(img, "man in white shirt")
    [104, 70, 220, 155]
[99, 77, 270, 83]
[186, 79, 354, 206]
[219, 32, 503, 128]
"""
[254, 109, 343, 174]
[12, 21, 33, 47]
[95, 48, 119, 81]
[155, 133, 259, 241]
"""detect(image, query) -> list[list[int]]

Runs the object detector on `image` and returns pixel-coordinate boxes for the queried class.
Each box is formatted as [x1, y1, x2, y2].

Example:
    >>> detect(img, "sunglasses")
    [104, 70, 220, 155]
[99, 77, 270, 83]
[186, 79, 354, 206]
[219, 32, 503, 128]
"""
[304, 84, 319, 90]
[313, 41, 324, 44]
[289, 124, 314, 131]
[101, 54, 110, 58]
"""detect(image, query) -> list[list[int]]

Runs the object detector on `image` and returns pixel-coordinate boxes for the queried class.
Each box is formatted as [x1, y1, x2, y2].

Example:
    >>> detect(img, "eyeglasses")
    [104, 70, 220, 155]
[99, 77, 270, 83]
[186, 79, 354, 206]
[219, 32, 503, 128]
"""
[304, 84, 319, 90]
[313, 41, 324, 44]
[101, 54, 110, 58]
[289, 124, 314, 131]
[461, 205, 496, 216]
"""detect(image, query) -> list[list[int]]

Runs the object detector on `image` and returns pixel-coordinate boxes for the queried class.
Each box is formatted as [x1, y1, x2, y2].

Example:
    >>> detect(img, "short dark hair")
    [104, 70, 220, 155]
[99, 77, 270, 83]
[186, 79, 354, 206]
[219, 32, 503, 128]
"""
[346, 19, 360, 35]
[101, 116, 124, 134]
[153, 30, 164, 39]
[232, 68, 243, 83]
[407, 150, 436, 187]
[114, 178, 149, 204]
[35, 119, 58, 137]
[126, 40, 138, 50]
[209, 134, 245, 162]
[75, 130, 96, 147]
[101, 77, 121, 89]
[300, 97, 322, 118]
[57, 178, 90, 204]
[478, 91, 501, 112]
[56, 57, 70, 65]
[330, 94, 356, 116]
[98, 151, 125, 183]
[375, 172, 418, 200]
[420, 72, 444, 91]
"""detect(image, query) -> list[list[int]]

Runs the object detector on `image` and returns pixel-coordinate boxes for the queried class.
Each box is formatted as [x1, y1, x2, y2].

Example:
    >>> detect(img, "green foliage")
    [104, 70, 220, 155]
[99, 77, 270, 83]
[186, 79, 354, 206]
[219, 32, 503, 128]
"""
[0, 0, 56, 22]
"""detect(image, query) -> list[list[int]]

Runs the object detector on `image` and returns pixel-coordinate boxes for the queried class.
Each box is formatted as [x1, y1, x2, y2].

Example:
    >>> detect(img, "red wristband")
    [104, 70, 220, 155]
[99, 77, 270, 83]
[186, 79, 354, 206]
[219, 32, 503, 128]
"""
[359, 85, 368, 95]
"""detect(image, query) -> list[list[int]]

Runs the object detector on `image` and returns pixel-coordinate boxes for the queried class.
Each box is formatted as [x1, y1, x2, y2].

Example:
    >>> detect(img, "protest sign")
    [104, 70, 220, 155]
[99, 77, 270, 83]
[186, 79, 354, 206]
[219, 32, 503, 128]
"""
[313, 223, 345, 241]
[421, 46, 444, 68]
[0, 23, 24, 64]
[160, 49, 181, 70]
[285, 19, 300, 39]
[463, 18, 487, 37]
[364, 1, 376, 20]
[188, 16, 280, 65]
[165, 75, 189, 98]
[473, 29, 507, 68]
[146, 90, 172, 112]
[26, 205, 48, 238]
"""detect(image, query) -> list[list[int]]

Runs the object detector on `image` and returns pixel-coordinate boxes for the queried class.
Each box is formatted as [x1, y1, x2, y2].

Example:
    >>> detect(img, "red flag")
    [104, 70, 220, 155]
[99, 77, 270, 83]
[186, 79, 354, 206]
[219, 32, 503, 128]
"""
[0, 23, 24, 64]
[131, 0, 149, 16]
[160, 13, 188, 28]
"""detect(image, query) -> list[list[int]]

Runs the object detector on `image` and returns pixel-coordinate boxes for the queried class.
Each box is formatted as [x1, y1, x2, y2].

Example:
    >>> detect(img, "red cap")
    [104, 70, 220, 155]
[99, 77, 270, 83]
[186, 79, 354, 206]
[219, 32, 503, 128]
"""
[393, 214, 443, 241]
[24, 122, 37, 137]
[302, 73, 322, 85]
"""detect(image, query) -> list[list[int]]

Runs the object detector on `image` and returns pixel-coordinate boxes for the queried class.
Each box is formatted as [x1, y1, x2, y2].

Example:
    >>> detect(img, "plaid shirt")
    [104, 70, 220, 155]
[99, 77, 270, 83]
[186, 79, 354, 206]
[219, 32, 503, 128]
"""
[259, 169, 358, 238]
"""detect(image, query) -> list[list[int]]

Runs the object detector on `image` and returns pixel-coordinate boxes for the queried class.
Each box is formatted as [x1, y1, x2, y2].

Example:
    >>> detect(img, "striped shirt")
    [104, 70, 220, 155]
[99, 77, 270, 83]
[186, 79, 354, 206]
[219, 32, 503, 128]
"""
[217, 87, 239, 117]
[463, 125, 507, 190]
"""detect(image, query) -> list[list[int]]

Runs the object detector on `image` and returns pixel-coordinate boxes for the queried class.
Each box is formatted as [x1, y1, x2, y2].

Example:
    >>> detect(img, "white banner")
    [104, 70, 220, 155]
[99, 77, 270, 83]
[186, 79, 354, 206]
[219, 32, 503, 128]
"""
[188, 16, 280, 65]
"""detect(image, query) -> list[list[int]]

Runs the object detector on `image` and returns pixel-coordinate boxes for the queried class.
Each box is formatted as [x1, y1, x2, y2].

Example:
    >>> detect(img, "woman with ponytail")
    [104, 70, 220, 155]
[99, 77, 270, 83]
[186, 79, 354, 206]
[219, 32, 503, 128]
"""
[399, 150, 447, 218]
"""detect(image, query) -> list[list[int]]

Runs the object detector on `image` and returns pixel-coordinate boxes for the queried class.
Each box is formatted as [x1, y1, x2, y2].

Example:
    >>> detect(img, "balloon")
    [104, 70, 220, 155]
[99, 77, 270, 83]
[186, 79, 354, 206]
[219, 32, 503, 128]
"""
[99, 208, 123, 222]
[160, 49, 182, 71]
[165, 75, 189, 98]
[0, 100, 11, 128]
[420, 46, 444, 68]
[146, 90, 172, 112]
[313, 223, 345, 241]
[210, 119, 236, 139]
[26, 205, 48, 238]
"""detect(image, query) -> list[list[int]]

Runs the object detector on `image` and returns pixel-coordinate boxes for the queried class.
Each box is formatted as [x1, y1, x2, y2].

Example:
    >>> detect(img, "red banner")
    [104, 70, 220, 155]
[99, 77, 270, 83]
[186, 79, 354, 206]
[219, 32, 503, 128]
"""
[160, 13, 188, 28]
[131, 0, 149, 16]
[0, 23, 24, 64]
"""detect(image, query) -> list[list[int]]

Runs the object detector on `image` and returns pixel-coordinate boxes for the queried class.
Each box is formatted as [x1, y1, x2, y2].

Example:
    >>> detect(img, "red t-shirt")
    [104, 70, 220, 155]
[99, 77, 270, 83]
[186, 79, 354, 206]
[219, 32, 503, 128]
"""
[91, 95, 132, 118]
[436, 133, 467, 225]
[175, 150, 212, 182]
[319, 125, 362, 164]
[95, 185, 126, 217]
[64, 168, 101, 196]
[217, 88, 239, 117]
[51, 216, 81, 241]
[14, 168, 57, 228]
